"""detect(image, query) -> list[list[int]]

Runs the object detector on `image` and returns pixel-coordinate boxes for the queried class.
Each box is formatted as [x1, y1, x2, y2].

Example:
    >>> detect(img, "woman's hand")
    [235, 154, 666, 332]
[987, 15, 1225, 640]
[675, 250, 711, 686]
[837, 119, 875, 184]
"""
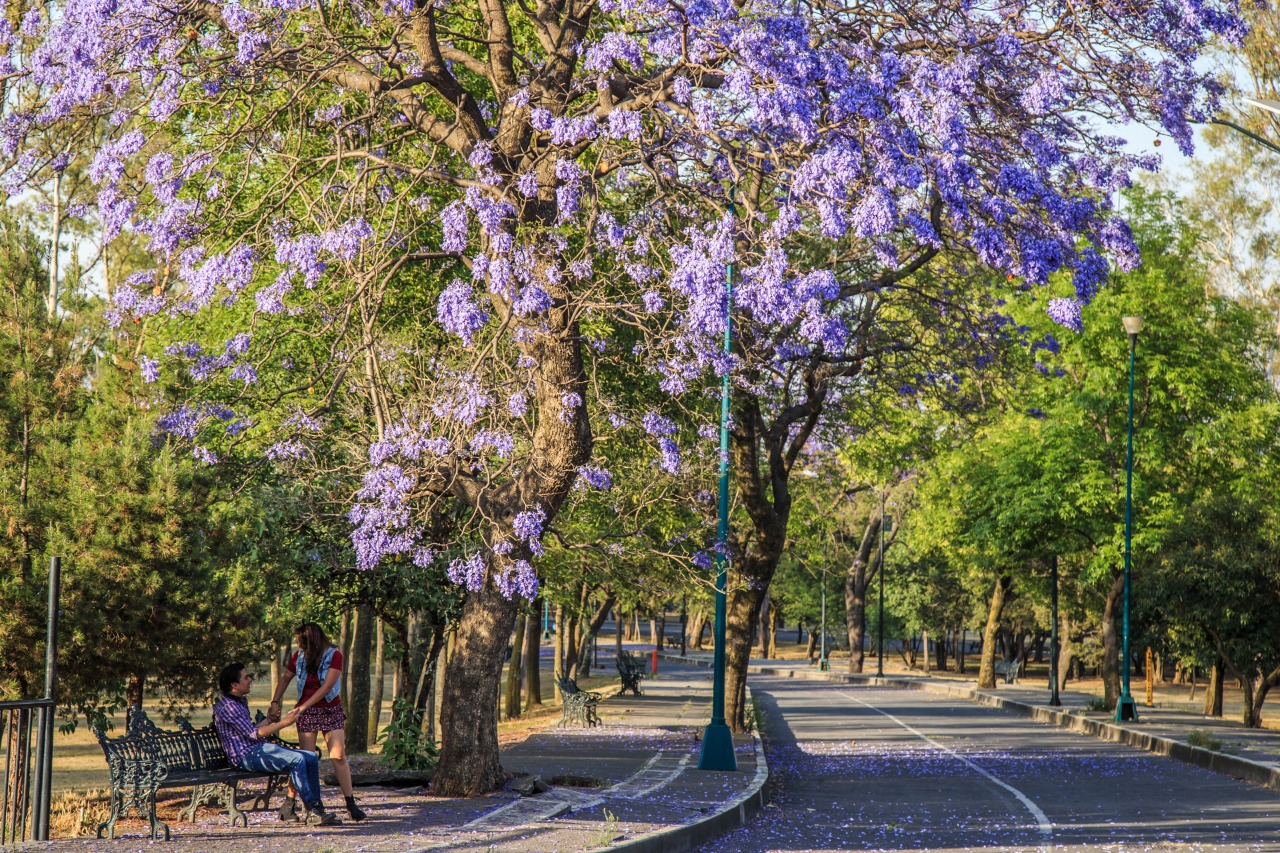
[267, 699, 282, 722]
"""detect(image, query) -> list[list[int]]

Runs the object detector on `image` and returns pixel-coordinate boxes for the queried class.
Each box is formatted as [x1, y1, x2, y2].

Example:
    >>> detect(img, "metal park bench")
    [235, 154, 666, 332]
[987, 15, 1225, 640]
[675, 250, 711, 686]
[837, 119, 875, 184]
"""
[993, 658, 1022, 685]
[555, 673, 602, 728]
[615, 650, 647, 696]
[93, 706, 290, 840]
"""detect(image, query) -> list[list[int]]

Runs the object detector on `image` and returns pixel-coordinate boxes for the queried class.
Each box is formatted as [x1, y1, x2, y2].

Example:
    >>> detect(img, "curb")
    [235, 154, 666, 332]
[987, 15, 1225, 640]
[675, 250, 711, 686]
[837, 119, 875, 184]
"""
[590, 686, 769, 853]
[660, 653, 1280, 795]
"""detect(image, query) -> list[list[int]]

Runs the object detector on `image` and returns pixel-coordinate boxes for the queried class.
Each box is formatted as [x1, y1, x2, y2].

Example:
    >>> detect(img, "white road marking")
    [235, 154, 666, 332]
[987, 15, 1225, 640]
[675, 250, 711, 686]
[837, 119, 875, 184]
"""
[843, 691, 1053, 839]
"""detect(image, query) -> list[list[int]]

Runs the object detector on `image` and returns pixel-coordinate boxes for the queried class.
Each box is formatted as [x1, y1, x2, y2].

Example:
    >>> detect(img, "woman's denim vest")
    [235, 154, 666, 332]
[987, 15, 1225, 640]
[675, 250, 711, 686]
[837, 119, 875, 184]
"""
[295, 646, 341, 704]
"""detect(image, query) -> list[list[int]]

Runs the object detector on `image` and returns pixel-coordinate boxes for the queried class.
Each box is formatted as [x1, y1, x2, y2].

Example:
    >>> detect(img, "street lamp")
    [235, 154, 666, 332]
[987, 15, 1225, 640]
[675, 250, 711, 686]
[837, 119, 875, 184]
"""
[1117, 315, 1143, 723]
[698, 193, 738, 772]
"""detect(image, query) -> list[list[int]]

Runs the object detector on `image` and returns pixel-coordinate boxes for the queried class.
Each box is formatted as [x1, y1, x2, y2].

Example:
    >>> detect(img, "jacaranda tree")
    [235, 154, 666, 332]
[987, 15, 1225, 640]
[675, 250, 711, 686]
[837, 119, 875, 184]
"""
[5, 0, 1246, 792]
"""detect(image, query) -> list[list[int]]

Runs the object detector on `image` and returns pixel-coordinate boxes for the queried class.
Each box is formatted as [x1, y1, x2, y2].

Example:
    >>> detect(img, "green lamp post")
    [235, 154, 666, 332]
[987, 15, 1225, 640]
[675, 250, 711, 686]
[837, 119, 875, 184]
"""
[1117, 315, 1143, 723]
[698, 198, 738, 772]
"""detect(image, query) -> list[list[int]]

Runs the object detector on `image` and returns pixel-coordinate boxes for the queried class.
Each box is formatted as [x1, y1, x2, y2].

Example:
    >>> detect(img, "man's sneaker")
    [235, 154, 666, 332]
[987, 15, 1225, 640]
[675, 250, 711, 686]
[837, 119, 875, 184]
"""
[345, 796, 367, 822]
[278, 798, 301, 823]
[304, 806, 342, 827]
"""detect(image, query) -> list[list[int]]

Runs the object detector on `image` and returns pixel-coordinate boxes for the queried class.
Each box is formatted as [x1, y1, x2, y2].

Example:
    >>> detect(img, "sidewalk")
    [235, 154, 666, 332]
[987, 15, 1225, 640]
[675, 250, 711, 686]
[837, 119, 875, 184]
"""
[667, 650, 1280, 793]
[25, 664, 765, 853]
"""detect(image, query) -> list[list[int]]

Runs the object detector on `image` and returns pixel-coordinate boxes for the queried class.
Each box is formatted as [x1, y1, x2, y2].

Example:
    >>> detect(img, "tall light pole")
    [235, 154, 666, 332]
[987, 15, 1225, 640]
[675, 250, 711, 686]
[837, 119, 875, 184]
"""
[699, 195, 738, 772]
[1117, 315, 1143, 723]
[877, 490, 886, 678]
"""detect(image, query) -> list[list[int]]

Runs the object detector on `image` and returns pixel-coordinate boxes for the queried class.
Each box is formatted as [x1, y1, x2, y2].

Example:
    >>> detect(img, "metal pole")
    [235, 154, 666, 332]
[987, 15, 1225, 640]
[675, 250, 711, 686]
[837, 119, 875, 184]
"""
[32, 556, 59, 841]
[1118, 332, 1139, 722]
[699, 194, 738, 772]
[542, 598, 550, 642]
[1049, 555, 1061, 707]
[877, 491, 886, 678]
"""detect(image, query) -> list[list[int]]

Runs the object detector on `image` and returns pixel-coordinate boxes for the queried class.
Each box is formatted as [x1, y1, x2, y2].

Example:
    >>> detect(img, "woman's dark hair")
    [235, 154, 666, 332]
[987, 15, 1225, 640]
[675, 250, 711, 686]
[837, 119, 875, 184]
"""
[295, 622, 334, 666]
[219, 663, 247, 696]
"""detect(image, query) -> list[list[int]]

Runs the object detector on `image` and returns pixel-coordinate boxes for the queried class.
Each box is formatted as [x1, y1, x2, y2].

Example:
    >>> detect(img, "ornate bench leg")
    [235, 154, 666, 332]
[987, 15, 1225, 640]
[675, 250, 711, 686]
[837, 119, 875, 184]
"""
[225, 780, 248, 828]
[96, 789, 123, 839]
[146, 786, 171, 842]
[250, 773, 286, 811]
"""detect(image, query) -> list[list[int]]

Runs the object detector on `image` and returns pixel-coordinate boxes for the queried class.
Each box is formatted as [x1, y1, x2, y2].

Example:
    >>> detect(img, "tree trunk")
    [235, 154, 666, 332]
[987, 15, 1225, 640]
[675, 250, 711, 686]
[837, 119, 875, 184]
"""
[977, 576, 1011, 689]
[614, 605, 624, 661]
[724, 580, 766, 733]
[806, 628, 818, 663]
[553, 604, 566, 701]
[844, 513, 883, 675]
[370, 617, 386, 742]
[1057, 613, 1073, 691]
[758, 589, 771, 659]
[420, 624, 446, 743]
[689, 610, 706, 651]
[433, 582, 522, 797]
[579, 594, 614, 680]
[958, 629, 966, 675]
[1244, 666, 1280, 728]
[922, 629, 931, 674]
[338, 610, 352, 710]
[935, 629, 947, 671]
[126, 672, 145, 708]
[524, 611, 543, 711]
[505, 612, 526, 719]
[1205, 657, 1224, 717]
[346, 604, 374, 753]
[1100, 572, 1125, 711]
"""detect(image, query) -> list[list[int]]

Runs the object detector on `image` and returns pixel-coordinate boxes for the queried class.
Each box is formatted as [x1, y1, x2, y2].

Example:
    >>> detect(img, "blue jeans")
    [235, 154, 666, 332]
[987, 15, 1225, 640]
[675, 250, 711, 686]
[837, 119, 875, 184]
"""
[240, 741, 322, 808]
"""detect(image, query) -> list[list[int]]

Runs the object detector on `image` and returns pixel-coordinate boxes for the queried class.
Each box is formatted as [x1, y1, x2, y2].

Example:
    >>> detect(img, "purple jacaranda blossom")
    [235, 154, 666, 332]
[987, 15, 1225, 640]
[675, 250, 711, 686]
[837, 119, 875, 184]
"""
[575, 465, 613, 490]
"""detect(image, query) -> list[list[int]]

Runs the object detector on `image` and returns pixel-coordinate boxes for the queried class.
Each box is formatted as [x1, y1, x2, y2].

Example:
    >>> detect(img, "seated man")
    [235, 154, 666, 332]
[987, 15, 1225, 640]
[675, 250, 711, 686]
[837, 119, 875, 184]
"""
[213, 662, 341, 826]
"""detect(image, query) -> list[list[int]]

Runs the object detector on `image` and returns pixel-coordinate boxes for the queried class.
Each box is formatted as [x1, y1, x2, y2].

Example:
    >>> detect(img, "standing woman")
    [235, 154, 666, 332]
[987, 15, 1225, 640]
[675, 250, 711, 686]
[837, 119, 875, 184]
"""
[269, 622, 367, 822]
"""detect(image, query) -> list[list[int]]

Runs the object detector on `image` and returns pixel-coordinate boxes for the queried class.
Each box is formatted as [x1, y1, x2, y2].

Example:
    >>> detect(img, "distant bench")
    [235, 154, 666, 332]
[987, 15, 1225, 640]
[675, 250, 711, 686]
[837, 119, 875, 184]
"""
[616, 650, 647, 696]
[94, 706, 290, 840]
[556, 673, 602, 727]
[993, 659, 1022, 685]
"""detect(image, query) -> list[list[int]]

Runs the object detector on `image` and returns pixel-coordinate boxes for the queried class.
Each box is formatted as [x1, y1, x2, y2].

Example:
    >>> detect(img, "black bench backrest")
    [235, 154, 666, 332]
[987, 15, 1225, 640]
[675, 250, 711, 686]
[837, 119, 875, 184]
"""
[97, 707, 231, 773]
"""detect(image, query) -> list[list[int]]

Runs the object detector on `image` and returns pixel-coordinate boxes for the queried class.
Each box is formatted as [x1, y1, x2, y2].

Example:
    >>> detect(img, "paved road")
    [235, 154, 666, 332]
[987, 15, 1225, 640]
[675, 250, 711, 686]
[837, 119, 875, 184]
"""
[701, 676, 1280, 852]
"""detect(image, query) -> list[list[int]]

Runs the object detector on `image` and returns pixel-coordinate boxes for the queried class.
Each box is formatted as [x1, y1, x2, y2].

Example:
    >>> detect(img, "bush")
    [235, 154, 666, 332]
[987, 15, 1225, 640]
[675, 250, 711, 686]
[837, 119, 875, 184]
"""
[380, 697, 439, 772]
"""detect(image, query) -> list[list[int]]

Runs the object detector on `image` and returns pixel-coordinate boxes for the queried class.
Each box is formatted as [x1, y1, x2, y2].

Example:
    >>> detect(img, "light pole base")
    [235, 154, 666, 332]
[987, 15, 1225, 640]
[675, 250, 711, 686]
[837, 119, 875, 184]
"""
[698, 722, 738, 771]
[818, 657, 829, 672]
[1115, 697, 1138, 722]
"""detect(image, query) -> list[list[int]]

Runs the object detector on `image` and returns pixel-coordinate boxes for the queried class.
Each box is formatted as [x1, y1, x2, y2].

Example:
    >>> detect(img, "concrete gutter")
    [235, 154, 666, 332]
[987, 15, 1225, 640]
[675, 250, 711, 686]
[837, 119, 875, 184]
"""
[661, 653, 1280, 795]
[590, 688, 770, 853]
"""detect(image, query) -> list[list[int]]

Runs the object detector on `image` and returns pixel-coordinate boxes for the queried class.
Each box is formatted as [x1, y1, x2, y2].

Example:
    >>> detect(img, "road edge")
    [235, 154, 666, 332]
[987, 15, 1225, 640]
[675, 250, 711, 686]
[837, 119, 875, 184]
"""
[661, 653, 1280, 795]
[588, 686, 770, 853]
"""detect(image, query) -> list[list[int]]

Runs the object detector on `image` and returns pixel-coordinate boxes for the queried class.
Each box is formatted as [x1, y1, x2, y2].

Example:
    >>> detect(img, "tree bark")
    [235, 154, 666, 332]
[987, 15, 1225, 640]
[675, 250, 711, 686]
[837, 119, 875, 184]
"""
[922, 629, 931, 674]
[505, 611, 526, 719]
[724, 579, 767, 733]
[689, 610, 706, 651]
[553, 604, 566, 701]
[338, 610, 352, 711]
[370, 617, 386, 742]
[1204, 657, 1224, 717]
[1057, 613, 1073, 691]
[844, 512, 884, 675]
[1244, 666, 1280, 728]
[977, 576, 1011, 689]
[524, 611, 543, 711]
[126, 672, 145, 708]
[757, 588, 772, 659]
[578, 594, 614, 680]
[346, 603, 374, 753]
[432, 582, 522, 797]
[1100, 572, 1125, 711]
[806, 628, 818, 663]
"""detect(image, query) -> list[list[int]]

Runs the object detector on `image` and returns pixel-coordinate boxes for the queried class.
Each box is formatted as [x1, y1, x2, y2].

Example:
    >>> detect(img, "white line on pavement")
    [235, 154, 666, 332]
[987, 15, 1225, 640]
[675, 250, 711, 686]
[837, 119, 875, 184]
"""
[842, 691, 1053, 839]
